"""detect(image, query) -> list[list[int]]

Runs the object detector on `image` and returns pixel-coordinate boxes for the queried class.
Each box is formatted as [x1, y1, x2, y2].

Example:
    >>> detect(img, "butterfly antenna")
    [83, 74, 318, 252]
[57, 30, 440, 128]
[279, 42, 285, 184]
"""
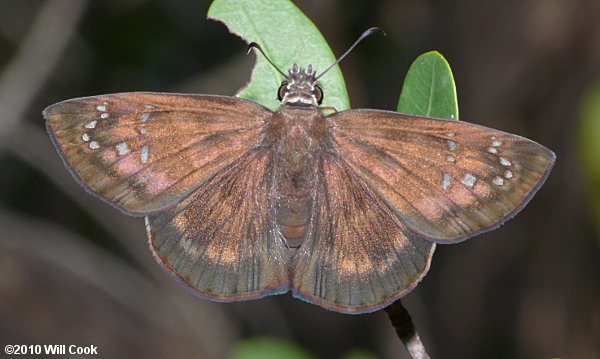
[315, 27, 386, 80]
[247, 42, 288, 78]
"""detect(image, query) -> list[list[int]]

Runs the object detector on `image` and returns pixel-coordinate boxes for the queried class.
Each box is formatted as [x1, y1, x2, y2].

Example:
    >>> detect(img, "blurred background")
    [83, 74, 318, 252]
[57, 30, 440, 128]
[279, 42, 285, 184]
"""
[1, 0, 599, 358]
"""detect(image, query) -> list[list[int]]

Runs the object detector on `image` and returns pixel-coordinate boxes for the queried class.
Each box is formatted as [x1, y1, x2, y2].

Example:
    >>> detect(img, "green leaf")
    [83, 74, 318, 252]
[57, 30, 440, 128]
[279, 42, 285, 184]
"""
[340, 348, 381, 359]
[228, 337, 316, 359]
[580, 81, 600, 183]
[397, 51, 458, 120]
[579, 80, 600, 247]
[208, 0, 350, 111]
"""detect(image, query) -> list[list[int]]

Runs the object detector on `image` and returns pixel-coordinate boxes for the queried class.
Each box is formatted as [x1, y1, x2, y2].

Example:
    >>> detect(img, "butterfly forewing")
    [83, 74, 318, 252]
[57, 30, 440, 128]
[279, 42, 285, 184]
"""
[147, 148, 290, 300]
[291, 152, 435, 314]
[44, 92, 272, 214]
[327, 109, 555, 242]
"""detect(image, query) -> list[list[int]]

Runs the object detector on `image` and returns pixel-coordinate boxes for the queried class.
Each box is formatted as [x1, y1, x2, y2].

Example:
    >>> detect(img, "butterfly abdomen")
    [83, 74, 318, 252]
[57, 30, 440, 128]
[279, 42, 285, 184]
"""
[277, 195, 313, 248]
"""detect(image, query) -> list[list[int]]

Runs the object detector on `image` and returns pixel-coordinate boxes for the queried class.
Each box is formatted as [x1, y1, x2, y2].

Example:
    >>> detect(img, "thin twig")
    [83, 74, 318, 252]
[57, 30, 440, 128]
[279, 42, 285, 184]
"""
[0, 0, 88, 138]
[0, 3, 239, 357]
[384, 300, 431, 359]
[0, 0, 164, 270]
[0, 205, 240, 359]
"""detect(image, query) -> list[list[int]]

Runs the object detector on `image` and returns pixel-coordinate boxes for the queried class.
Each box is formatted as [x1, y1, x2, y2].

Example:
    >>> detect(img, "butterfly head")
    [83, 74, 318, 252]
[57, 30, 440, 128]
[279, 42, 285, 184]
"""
[248, 28, 384, 109]
[277, 63, 323, 107]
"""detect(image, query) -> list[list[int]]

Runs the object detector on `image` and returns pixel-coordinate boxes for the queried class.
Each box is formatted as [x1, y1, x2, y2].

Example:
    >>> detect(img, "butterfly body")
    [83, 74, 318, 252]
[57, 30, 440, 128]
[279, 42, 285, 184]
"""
[268, 105, 324, 248]
[44, 62, 555, 314]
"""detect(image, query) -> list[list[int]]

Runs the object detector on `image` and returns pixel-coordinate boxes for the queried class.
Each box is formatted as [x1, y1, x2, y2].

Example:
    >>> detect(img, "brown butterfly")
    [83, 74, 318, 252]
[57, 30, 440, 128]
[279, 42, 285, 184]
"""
[43, 28, 555, 314]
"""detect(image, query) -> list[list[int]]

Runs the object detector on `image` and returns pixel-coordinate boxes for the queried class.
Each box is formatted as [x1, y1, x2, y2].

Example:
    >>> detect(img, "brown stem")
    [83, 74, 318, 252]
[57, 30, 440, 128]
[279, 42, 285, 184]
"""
[384, 300, 431, 359]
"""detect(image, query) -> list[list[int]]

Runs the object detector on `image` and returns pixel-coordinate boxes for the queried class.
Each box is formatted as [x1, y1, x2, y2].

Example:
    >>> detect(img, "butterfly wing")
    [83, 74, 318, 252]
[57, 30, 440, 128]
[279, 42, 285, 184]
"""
[291, 152, 435, 314]
[44, 92, 271, 215]
[147, 148, 290, 300]
[327, 109, 555, 242]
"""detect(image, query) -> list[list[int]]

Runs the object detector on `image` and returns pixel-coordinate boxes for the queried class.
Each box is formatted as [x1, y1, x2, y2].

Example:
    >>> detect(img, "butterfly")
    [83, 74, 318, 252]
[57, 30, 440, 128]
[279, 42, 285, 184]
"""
[43, 29, 555, 314]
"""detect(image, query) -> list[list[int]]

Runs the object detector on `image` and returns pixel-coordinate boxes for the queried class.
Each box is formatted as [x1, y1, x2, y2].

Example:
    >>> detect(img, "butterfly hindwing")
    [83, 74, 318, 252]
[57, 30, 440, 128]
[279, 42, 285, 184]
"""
[44, 92, 272, 215]
[147, 148, 290, 300]
[291, 152, 435, 314]
[327, 109, 556, 242]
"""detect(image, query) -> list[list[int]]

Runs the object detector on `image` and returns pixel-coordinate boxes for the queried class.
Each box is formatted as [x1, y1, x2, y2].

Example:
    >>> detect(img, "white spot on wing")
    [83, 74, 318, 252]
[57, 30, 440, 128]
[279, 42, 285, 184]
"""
[493, 177, 504, 186]
[144, 104, 155, 109]
[82, 133, 89, 142]
[84, 120, 97, 129]
[141, 146, 149, 163]
[504, 170, 513, 179]
[141, 113, 151, 122]
[442, 173, 452, 190]
[492, 141, 503, 147]
[445, 132, 456, 137]
[446, 155, 455, 162]
[488, 147, 498, 154]
[100, 113, 109, 119]
[500, 157, 512, 166]
[447, 140, 457, 151]
[462, 173, 476, 187]
[116, 142, 129, 156]
[491, 136, 497, 140]
[96, 105, 106, 111]
[89, 141, 99, 149]
[140, 128, 148, 135]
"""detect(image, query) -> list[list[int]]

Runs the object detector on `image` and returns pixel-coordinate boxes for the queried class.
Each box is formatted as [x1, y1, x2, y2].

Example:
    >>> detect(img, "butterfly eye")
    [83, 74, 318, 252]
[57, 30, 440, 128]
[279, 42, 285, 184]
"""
[277, 82, 288, 102]
[314, 85, 324, 105]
